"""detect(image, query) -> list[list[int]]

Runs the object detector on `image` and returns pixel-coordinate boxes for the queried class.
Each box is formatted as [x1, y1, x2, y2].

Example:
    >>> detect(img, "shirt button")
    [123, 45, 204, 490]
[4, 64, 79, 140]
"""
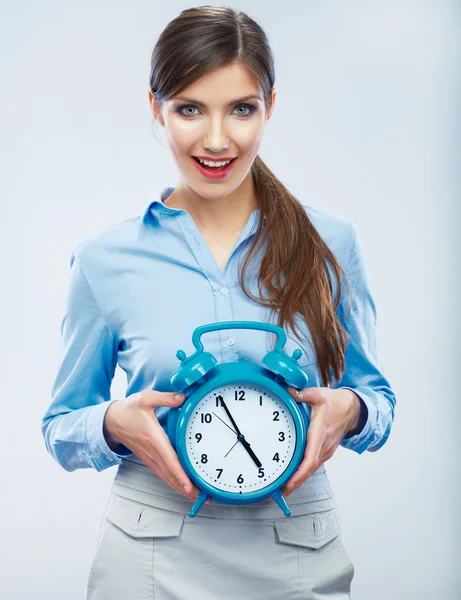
[226, 337, 235, 346]
[220, 287, 228, 295]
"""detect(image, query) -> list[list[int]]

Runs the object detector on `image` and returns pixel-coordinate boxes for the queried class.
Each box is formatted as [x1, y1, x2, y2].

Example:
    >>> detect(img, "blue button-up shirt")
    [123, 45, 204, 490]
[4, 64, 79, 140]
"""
[41, 185, 396, 473]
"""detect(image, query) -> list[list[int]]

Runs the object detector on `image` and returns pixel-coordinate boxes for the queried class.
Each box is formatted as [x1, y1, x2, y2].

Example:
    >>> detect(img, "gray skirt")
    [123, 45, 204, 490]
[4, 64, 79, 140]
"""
[85, 458, 355, 599]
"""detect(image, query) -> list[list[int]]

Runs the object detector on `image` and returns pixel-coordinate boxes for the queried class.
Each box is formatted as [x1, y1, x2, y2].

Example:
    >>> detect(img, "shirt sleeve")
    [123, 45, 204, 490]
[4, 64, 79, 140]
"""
[333, 224, 396, 455]
[41, 249, 134, 472]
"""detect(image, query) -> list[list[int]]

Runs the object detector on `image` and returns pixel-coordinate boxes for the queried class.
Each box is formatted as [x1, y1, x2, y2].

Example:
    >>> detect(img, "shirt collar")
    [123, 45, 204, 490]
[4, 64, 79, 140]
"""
[141, 186, 184, 222]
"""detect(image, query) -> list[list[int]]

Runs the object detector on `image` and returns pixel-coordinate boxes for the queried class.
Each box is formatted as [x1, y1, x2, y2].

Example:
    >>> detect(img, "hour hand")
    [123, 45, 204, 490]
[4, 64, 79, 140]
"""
[240, 438, 262, 468]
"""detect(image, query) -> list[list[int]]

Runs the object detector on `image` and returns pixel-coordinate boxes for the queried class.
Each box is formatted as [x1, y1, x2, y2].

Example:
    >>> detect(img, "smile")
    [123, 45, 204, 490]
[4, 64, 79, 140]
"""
[192, 156, 238, 179]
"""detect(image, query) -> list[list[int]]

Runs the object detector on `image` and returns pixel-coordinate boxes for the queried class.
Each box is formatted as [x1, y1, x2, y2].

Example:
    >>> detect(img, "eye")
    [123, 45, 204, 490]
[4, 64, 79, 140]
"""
[178, 106, 199, 117]
[176, 104, 257, 118]
[233, 104, 256, 117]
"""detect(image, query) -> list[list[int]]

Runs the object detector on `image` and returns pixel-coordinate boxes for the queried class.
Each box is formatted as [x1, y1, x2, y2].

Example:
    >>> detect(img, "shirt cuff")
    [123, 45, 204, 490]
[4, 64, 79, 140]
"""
[338, 386, 377, 455]
[85, 399, 134, 472]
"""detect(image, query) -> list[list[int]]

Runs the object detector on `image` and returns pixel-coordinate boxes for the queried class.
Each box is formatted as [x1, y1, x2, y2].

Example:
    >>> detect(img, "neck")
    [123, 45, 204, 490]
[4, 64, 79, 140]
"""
[164, 173, 259, 234]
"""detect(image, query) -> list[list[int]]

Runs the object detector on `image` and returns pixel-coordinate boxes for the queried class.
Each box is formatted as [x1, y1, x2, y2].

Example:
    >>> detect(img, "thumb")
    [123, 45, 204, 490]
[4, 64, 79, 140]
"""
[287, 386, 321, 404]
[139, 389, 187, 408]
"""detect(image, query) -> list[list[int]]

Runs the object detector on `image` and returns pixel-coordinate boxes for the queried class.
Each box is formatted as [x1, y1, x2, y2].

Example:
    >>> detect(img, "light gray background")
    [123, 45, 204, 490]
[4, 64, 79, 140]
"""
[1, 1, 459, 598]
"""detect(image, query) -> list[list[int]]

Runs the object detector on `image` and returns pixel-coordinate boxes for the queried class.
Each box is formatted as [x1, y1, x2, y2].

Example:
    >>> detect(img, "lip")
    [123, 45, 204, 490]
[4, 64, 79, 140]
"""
[192, 156, 238, 180]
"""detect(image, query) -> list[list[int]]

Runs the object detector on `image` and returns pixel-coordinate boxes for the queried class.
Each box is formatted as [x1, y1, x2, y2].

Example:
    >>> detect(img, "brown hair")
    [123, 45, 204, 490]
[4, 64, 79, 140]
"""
[149, 6, 352, 387]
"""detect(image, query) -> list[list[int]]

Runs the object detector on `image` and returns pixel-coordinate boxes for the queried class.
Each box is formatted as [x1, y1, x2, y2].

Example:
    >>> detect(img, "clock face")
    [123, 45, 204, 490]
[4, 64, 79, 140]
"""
[184, 383, 297, 494]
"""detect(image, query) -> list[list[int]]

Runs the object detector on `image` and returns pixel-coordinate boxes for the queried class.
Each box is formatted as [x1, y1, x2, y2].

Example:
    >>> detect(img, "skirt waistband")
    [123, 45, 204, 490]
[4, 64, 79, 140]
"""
[112, 458, 337, 519]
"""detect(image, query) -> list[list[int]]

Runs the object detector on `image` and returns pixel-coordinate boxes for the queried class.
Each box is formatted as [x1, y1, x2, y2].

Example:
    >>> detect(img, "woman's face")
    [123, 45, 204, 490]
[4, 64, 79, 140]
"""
[149, 62, 276, 200]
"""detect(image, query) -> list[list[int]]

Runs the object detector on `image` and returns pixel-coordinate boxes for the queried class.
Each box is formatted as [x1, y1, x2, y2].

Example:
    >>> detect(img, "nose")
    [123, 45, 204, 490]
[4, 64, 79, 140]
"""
[203, 116, 230, 152]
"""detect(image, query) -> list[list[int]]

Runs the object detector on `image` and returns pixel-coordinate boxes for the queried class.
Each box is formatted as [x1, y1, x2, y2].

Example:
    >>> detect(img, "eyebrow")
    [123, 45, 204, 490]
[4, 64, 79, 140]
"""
[173, 94, 262, 107]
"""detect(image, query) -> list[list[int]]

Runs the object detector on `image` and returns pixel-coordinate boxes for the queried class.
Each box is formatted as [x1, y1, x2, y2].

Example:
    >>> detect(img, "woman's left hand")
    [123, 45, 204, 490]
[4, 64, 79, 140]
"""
[279, 386, 362, 497]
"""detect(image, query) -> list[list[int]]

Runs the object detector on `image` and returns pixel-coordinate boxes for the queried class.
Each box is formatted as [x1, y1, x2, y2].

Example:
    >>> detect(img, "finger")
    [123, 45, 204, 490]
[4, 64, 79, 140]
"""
[281, 414, 327, 495]
[149, 423, 213, 504]
[152, 455, 212, 504]
[160, 467, 198, 501]
[132, 394, 212, 504]
[150, 420, 194, 490]
[150, 457, 212, 504]
[138, 389, 187, 409]
[290, 386, 327, 404]
[142, 452, 192, 499]
[134, 419, 194, 496]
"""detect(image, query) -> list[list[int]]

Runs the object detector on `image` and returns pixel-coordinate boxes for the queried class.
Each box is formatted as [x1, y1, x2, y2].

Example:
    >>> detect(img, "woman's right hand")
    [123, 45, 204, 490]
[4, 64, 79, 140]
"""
[103, 390, 206, 503]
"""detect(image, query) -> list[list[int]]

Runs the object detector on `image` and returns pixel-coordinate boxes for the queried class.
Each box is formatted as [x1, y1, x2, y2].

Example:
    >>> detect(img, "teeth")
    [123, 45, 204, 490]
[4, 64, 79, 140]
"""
[197, 158, 232, 167]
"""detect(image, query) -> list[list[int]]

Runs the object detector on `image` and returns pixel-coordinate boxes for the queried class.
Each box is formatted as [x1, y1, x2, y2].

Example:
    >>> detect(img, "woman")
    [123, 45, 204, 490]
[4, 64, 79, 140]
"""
[41, 6, 396, 599]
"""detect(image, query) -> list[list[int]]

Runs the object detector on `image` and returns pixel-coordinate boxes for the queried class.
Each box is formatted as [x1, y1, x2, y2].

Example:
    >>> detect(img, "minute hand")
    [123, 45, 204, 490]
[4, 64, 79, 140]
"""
[218, 396, 262, 468]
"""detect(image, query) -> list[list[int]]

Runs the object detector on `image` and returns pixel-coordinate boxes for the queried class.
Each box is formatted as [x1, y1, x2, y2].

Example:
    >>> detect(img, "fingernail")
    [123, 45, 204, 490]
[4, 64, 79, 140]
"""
[175, 393, 185, 401]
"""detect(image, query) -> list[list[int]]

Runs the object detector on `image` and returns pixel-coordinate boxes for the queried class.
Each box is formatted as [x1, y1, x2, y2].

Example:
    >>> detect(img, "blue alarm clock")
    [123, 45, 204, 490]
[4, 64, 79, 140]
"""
[157, 320, 311, 518]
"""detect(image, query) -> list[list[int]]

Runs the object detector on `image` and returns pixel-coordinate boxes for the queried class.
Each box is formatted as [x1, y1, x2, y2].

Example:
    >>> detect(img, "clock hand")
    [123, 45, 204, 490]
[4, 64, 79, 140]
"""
[217, 395, 242, 436]
[212, 412, 237, 435]
[240, 438, 262, 468]
[224, 436, 262, 467]
[217, 395, 263, 468]
[224, 439, 239, 458]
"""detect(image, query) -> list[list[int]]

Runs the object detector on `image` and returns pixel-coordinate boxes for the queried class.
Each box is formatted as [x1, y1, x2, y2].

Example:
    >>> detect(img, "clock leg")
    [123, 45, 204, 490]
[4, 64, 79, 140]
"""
[272, 489, 292, 517]
[189, 489, 210, 518]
